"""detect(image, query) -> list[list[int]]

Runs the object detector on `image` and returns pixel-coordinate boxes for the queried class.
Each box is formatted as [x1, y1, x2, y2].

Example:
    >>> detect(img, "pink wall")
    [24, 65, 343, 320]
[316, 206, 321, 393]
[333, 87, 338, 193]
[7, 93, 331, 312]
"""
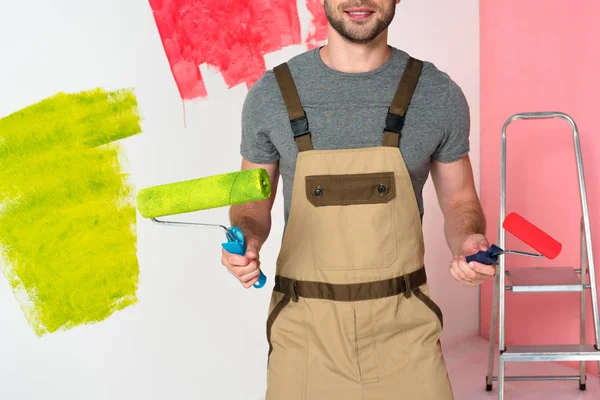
[480, 1, 600, 375]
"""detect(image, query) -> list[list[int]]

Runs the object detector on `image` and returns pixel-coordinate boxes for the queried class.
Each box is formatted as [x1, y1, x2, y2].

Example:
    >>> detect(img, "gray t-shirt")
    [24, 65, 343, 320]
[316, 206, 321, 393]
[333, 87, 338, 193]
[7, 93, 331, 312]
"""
[240, 46, 470, 227]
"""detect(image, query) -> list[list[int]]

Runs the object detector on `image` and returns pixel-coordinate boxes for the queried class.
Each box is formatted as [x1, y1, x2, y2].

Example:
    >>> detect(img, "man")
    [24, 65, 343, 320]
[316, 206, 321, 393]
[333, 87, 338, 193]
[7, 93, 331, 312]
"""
[222, 0, 495, 398]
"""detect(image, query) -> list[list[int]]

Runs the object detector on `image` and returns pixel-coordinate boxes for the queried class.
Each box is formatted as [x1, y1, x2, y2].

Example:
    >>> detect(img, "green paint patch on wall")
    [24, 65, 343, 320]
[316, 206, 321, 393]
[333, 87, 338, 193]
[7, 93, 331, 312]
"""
[0, 88, 142, 336]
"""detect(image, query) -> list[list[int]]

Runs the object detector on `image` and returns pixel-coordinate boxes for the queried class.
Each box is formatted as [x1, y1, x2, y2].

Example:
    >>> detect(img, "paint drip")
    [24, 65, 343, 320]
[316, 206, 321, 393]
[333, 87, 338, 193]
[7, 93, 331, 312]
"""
[0, 88, 142, 336]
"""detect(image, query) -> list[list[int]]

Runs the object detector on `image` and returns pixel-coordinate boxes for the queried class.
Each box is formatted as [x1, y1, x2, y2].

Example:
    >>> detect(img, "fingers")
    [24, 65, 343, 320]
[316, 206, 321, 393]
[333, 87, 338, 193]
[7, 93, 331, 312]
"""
[239, 268, 260, 288]
[221, 248, 261, 288]
[222, 252, 251, 267]
[450, 266, 476, 287]
[221, 246, 257, 268]
[450, 255, 495, 287]
[457, 258, 481, 281]
[457, 257, 477, 280]
[470, 261, 496, 277]
[229, 261, 259, 278]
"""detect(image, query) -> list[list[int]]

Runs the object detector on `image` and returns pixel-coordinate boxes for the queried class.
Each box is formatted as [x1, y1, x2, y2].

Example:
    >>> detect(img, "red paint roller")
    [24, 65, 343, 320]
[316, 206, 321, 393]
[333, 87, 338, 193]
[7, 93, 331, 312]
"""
[466, 212, 562, 265]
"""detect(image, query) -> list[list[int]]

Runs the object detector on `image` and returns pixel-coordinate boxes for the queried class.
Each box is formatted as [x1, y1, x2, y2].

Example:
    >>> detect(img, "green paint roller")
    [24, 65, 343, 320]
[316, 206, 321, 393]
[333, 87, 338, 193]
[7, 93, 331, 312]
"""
[136, 168, 271, 288]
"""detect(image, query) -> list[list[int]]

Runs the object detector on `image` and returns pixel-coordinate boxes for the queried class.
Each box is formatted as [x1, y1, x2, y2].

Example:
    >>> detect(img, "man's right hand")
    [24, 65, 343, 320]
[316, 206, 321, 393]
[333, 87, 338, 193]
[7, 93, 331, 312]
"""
[223, 157, 279, 288]
[221, 236, 262, 288]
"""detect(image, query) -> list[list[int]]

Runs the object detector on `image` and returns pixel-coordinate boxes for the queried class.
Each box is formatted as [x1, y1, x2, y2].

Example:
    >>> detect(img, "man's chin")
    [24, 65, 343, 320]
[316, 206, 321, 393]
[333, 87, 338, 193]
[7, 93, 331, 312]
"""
[334, 26, 374, 41]
[342, 31, 380, 44]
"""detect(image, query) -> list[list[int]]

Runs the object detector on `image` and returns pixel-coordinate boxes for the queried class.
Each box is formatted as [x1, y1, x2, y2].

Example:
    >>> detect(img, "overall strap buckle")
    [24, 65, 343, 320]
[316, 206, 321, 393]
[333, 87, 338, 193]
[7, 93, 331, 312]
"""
[385, 107, 406, 134]
[383, 57, 424, 148]
[290, 115, 310, 139]
[273, 62, 313, 152]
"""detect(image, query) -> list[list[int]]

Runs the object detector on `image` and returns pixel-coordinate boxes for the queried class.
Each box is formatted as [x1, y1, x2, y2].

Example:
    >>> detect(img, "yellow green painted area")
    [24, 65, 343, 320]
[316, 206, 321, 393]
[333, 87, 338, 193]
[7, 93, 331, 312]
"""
[0, 88, 142, 336]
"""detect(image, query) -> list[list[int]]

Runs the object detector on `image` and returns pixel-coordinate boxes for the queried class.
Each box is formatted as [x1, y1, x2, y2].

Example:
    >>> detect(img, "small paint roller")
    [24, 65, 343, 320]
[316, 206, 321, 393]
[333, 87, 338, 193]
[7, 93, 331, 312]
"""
[466, 212, 562, 265]
[136, 168, 271, 288]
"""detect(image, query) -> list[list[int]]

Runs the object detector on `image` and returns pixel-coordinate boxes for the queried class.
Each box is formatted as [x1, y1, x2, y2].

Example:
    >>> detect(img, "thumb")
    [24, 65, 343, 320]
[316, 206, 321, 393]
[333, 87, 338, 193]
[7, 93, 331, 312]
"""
[478, 235, 490, 251]
[245, 242, 259, 260]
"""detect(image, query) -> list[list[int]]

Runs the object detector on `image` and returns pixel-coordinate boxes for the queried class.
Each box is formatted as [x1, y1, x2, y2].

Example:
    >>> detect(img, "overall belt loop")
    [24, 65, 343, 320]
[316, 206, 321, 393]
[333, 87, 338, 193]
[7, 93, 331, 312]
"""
[290, 279, 299, 302]
[403, 275, 412, 298]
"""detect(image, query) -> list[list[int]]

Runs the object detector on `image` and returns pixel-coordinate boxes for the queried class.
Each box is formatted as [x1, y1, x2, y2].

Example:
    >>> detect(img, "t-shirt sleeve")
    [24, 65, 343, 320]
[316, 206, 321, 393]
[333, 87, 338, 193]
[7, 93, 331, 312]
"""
[431, 78, 470, 162]
[239, 74, 281, 164]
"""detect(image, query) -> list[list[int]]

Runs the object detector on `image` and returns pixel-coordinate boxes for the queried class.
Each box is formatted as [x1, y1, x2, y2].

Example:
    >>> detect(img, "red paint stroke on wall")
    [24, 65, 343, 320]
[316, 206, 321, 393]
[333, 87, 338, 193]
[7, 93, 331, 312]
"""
[305, 0, 329, 49]
[149, 0, 304, 100]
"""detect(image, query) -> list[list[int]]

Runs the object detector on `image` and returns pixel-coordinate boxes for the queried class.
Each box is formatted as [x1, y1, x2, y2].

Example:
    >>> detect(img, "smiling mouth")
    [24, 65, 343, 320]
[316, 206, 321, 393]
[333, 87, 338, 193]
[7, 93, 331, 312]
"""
[344, 9, 375, 20]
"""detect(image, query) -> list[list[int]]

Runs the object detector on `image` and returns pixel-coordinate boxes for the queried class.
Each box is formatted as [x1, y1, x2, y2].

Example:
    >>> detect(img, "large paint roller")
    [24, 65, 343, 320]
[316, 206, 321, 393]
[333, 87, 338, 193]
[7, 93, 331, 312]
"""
[466, 212, 562, 264]
[136, 168, 271, 288]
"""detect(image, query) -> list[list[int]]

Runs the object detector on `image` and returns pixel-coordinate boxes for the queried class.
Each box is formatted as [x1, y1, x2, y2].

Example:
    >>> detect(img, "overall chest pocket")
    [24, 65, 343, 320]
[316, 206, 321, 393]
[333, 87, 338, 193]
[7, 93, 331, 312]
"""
[305, 172, 398, 270]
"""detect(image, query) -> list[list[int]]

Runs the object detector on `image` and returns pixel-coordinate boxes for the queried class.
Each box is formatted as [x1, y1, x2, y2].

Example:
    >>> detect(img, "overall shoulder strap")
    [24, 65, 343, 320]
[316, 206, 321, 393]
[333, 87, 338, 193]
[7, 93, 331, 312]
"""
[383, 57, 424, 147]
[273, 63, 313, 152]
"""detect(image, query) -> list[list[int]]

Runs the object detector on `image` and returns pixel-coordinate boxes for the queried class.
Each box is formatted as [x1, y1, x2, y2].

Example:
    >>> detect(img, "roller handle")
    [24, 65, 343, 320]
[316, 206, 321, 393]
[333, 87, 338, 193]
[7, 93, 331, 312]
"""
[221, 226, 267, 289]
[465, 244, 504, 265]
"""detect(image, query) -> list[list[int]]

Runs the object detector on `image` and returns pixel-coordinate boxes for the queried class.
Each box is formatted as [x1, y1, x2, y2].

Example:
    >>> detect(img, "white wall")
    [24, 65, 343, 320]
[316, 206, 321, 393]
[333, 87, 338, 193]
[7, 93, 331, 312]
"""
[0, 1, 480, 399]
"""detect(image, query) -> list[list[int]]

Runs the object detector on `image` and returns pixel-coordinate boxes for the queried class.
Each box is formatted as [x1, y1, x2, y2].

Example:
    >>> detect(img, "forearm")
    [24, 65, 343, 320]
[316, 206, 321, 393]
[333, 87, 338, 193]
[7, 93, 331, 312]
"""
[443, 199, 486, 256]
[229, 201, 272, 249]
[228, 159, 279, 249]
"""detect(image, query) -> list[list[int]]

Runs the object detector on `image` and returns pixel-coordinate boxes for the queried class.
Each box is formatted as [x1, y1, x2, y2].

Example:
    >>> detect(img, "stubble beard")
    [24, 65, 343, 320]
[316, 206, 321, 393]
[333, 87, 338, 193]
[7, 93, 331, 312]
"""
[324, 0, 396, 44]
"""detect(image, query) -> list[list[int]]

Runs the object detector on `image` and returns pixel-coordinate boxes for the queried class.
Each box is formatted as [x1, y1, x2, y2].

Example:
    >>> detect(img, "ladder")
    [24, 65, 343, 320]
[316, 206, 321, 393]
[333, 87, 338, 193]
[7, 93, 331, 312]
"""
[484, 112, 600, 399]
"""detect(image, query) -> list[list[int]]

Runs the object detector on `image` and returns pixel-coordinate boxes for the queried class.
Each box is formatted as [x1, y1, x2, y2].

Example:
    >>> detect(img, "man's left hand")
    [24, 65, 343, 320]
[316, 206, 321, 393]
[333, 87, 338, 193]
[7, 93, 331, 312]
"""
[449, 233, 496, 287]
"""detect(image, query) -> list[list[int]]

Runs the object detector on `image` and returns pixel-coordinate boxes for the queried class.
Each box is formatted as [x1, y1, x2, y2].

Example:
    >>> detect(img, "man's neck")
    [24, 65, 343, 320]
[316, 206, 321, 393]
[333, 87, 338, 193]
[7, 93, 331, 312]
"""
[319, 28, 391, 73]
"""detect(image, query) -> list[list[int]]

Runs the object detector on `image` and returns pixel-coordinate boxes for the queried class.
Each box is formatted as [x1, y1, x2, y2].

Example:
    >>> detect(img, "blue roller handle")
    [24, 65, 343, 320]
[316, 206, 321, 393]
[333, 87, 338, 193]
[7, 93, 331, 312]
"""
[221, 226, 267, 289]
[465, 244, 504, 265]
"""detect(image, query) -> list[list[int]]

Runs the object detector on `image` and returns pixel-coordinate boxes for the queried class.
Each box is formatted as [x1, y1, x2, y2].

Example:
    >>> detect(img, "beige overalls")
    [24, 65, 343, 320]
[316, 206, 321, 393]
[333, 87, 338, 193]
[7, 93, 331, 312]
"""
[265, 57, 454, 400]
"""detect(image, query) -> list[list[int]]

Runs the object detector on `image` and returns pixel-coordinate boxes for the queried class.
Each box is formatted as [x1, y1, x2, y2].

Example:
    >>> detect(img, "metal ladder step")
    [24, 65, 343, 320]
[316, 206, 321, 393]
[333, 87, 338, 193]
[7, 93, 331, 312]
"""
[486, 113, 600, 398]
[490, 375, 583, 382]
[500, 344, 600, 362]
[505, 267, 589, 292]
